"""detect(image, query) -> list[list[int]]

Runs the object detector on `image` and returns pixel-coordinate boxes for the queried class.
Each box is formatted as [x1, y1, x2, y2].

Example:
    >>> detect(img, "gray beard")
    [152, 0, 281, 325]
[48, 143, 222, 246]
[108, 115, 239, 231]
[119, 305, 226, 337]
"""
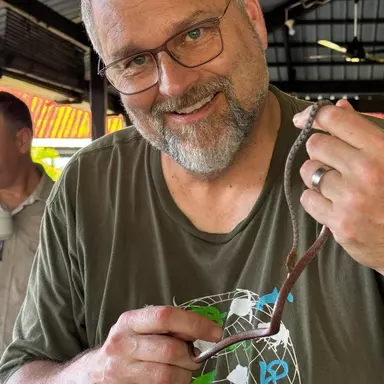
[158, 94, 264, 178]
[129, 76, 268, 178]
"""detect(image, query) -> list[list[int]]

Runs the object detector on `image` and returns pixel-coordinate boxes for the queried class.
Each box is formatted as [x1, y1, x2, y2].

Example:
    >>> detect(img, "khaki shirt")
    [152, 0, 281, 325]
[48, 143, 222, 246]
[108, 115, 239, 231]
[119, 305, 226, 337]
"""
[0, 167, 53, 356]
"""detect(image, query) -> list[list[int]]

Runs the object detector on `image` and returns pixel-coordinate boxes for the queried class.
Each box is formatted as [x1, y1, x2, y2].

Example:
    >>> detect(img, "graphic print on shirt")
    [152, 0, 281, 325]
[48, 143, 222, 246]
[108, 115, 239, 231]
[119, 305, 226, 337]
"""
[174, 289, 301, 384]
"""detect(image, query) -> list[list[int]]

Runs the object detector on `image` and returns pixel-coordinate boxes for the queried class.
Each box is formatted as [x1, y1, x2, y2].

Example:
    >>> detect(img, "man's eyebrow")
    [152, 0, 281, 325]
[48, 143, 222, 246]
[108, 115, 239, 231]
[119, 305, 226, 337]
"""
[108, 9, 212, 62]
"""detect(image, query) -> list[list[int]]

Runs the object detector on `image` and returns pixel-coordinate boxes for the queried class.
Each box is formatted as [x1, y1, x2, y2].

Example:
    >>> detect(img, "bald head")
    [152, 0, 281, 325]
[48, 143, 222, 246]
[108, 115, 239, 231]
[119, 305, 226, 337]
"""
[81, 0, 247, 57]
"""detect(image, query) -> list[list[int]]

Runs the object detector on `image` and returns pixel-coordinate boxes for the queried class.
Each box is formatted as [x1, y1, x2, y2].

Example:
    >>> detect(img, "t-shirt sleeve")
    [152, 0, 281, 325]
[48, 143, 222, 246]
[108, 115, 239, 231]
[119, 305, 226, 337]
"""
[376, 271, 384, 298]
[0, 164, 87, 383]
[362, 113, 384, 129]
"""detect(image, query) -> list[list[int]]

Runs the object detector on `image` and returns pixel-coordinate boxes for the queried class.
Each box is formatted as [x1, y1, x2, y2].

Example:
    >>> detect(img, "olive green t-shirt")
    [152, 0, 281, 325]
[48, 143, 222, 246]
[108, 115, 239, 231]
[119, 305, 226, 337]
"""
[1, 86, 384, 383]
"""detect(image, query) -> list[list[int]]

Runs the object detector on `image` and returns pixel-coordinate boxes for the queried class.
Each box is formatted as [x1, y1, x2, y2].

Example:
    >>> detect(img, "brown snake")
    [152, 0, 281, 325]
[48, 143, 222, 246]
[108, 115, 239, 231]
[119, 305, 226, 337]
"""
[188, 100, 334, 363]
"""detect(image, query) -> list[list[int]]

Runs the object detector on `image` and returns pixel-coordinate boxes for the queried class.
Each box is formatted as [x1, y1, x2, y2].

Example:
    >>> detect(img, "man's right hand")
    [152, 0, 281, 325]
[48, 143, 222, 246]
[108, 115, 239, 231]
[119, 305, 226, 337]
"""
[90, 306, 223, 383]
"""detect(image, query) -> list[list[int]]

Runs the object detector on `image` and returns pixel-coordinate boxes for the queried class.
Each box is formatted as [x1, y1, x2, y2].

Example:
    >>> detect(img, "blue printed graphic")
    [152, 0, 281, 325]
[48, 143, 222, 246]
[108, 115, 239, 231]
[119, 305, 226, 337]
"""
[257, 288, 294, 311]
[260, 360, 289, 383]
[176, 289, 301, 383]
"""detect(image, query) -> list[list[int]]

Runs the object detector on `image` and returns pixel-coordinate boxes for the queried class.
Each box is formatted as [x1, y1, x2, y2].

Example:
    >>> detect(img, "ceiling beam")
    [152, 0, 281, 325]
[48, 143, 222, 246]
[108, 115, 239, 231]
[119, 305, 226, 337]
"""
[272, 80, 384, 95]
[1, 68, 80, 98]
[269, 61, 384, 67]
[269, 42, 384, 48]
[295, 18, 384, 25]
[0, 0, 90, 49]
[1, 69, 124, 114]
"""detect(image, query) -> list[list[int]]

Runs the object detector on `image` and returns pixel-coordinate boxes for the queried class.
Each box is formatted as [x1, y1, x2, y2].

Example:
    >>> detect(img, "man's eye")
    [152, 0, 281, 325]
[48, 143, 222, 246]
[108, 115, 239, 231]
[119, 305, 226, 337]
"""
[131, 55, 147, 66]
[186, 28, 202, 41]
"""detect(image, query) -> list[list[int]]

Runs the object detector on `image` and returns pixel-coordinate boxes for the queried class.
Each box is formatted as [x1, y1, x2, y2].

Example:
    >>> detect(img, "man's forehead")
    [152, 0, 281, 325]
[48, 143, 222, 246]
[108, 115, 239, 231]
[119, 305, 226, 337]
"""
[94, 0, 217, 12]
[93, 0, 219, 25]
[94, 0, 224, 59]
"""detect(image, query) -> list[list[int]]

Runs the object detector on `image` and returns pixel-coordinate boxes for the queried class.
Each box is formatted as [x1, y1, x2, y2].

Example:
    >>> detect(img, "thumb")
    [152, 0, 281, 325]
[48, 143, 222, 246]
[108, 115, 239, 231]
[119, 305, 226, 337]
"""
[336, 99, 355, 111]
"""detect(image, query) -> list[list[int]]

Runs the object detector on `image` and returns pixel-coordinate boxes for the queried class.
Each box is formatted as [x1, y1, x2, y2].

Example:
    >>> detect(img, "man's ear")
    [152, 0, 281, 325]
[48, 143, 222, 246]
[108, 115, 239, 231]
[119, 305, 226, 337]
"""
[243, 0, 268, 50]
[15, 128, 33, 155]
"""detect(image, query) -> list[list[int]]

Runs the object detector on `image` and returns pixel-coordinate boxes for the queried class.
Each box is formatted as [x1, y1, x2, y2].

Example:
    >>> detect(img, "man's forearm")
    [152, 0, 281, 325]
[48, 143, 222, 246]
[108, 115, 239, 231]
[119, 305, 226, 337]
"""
[6, 349, 101, 384]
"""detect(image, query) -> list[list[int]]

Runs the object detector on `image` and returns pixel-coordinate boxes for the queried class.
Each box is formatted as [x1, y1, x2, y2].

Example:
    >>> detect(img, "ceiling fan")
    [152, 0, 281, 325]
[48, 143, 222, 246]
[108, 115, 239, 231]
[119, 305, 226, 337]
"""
[309, 0, 384, 63]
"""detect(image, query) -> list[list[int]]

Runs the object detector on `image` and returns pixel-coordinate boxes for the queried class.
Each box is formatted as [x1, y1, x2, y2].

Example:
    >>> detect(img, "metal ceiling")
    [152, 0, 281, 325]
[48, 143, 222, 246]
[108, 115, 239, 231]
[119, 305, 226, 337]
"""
[1, 9, 85, 91]
[268, 0, 384, 101]
[0, 0, 383, 112]
[39, 0, 81, 22]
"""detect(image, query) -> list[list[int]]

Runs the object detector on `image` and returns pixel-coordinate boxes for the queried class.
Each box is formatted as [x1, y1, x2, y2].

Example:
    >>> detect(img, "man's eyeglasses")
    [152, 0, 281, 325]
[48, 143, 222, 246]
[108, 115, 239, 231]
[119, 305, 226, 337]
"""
[97, 0, 233, 96]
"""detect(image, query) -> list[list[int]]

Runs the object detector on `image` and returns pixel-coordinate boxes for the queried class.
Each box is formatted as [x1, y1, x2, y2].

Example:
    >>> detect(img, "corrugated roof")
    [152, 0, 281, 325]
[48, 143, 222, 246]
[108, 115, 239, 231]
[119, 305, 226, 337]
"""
[38, 0, 81, 22]
[267, 0, 384, 83]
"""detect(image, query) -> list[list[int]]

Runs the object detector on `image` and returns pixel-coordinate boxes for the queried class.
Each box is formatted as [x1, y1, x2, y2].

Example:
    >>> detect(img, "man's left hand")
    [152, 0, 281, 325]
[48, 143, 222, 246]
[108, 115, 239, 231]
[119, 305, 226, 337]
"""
[293, 100, 384, 274]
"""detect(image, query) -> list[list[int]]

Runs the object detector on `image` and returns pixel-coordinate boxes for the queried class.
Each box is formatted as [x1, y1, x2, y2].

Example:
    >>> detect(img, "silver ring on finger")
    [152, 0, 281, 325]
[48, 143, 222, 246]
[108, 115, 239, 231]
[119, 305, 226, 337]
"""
[311, 166, 334, 194]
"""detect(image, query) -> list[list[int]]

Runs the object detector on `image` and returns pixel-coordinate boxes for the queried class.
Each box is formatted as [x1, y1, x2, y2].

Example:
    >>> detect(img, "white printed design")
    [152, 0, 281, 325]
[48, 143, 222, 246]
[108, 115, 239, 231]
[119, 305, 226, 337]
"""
[174, 289, 301, 384]
[257, 322, 290, 353]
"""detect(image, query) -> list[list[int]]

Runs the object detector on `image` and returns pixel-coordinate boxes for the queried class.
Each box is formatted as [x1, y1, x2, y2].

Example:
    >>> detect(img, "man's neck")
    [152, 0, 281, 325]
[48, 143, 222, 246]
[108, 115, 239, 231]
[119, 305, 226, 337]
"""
[0, 162, 42, 212]
[161, 90, 281, 233]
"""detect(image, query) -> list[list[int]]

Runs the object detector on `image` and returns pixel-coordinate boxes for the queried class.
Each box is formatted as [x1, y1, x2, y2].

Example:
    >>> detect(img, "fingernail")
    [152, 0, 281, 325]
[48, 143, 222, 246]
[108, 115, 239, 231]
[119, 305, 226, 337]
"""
[293, 114, 303, 127]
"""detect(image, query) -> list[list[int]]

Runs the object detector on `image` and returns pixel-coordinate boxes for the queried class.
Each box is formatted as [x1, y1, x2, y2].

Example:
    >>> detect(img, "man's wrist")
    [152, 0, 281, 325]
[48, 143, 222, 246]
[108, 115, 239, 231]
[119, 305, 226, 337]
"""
[58, 348, 103, 384]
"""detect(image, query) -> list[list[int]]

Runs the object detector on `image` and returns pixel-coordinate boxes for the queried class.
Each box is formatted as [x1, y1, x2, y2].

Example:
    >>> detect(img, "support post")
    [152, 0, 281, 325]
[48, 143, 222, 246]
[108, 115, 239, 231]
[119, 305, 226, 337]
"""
[90, 50, 106, 140]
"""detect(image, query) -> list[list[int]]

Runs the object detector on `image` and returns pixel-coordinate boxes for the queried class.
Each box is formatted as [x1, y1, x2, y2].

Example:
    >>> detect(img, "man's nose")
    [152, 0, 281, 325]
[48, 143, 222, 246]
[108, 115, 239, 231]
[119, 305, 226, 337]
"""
[156, 52, 200, 97]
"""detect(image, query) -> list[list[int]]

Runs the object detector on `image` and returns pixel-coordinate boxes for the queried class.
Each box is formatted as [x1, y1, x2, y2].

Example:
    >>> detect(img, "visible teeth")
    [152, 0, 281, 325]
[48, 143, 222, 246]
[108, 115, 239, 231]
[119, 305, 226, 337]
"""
[175, 95, 215, 115]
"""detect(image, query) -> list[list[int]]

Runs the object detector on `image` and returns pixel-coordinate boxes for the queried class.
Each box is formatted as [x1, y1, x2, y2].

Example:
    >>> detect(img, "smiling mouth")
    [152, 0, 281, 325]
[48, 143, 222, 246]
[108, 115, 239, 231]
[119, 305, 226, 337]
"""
[172, 93, 218, 115]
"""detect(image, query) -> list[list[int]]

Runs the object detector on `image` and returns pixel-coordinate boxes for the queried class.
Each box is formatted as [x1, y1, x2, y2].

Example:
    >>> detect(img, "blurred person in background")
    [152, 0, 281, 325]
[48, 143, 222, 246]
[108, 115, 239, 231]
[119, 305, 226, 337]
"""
[0, 92, 53, 357]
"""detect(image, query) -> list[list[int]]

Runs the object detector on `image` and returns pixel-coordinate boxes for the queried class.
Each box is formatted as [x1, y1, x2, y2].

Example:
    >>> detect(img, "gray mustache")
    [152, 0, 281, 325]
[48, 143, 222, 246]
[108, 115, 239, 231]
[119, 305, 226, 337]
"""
[151, 77, 231, 115]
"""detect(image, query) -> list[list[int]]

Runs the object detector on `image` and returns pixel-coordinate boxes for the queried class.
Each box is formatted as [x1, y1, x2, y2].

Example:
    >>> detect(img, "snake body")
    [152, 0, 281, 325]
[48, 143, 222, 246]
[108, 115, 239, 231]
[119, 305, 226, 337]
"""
[189, 100, 333, 364]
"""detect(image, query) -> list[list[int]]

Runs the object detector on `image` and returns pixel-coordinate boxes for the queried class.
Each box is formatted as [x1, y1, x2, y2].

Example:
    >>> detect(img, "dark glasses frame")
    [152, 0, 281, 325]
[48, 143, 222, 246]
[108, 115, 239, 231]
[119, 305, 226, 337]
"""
[97, 0, 233, 95]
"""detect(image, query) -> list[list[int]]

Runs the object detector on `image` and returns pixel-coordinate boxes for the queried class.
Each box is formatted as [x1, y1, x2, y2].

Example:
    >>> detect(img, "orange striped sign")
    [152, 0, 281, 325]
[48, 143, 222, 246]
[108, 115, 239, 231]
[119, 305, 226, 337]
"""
[107, 115, 124, 134]
[0, 86, 124, 138]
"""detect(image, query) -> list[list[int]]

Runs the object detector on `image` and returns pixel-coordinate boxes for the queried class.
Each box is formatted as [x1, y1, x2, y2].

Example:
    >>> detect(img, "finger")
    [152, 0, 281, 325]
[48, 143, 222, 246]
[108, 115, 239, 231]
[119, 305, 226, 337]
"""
[300, 189, 334, 227]
[300, 160, 342, 201]
[293, 104, 383, 151]
[305, 132, 358, 175]
[131, 334, 201, 371]
[106, 361, 192, 384]
[335, 99, 355, 111]
[119, 306, 223, 343]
